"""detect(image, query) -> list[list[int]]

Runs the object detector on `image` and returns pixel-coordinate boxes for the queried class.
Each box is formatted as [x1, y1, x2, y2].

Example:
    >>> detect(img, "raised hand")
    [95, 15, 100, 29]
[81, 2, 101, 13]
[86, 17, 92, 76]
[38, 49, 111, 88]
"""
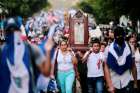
[45, 38, 54, 51]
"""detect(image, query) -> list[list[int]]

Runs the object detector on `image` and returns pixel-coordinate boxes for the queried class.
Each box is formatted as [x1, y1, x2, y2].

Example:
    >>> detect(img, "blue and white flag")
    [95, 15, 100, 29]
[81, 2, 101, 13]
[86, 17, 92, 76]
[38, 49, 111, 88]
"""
[107, 41, 133, 75]
[0, 32, 34, 93]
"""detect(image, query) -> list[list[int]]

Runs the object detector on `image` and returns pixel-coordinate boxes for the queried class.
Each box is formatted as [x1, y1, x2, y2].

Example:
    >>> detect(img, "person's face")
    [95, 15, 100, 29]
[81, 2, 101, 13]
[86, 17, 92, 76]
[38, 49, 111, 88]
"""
[100, 45, 106, 52]
[129, 37, 136, 47]
[92, 43, 100, 53]
[60, 41, 68, 51]
[109, 31, 114, 39]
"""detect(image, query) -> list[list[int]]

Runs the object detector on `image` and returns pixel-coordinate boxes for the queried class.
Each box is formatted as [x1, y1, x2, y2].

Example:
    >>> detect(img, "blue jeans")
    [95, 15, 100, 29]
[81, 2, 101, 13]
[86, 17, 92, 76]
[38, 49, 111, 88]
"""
[87, 76, 104, 93]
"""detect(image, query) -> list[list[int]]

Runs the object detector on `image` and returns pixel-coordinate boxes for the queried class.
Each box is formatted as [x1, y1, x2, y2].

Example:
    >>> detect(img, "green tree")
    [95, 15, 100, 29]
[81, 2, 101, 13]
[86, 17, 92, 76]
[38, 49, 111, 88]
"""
[77, 0, 140, 24]
[0, 0, 50, 17]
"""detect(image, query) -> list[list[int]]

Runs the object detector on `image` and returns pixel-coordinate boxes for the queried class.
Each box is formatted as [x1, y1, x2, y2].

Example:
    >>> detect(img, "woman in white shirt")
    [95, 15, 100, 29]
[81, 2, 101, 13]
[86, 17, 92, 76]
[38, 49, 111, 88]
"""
[51, 36, 77, 93]
[129, 36, 140, 92]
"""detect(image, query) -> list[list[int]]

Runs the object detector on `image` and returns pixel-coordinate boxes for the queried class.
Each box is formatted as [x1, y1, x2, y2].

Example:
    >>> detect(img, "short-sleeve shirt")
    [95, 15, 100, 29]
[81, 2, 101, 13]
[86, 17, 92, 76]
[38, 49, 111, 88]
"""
[87, 52, 105, 77]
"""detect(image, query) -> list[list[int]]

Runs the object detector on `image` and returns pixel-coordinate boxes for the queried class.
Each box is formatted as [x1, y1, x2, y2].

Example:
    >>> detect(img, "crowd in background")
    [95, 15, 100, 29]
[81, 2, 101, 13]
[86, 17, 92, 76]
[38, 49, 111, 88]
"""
[0, 9, 140, 93]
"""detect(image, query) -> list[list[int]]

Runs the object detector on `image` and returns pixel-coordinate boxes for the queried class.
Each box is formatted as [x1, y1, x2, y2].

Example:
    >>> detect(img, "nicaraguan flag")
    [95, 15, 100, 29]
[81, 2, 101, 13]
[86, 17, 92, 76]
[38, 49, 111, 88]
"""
[107, 41, 133, 75]
[0, 32, 35, 93]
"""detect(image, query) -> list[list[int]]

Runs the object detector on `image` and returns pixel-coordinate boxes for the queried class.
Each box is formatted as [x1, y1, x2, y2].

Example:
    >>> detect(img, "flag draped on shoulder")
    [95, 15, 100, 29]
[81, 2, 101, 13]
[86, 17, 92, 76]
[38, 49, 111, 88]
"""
[107, 41, 133, 75]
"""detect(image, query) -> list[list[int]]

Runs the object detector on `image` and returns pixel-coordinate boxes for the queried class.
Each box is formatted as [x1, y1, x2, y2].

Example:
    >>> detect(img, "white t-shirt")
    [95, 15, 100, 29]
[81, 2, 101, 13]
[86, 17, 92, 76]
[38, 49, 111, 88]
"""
[87, 52, 105, 77]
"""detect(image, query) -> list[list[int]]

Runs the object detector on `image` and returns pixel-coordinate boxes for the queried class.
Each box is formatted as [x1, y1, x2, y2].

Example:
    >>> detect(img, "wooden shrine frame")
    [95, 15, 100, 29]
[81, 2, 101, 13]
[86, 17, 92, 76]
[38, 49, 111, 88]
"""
[69, 10, 89, 50]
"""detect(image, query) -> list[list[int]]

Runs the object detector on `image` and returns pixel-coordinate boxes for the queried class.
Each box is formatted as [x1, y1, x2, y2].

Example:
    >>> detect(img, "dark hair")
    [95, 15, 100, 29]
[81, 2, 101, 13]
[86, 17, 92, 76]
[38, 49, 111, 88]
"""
[59, 36, 68, 45]
[90, 38, 100, 46]
[100, 42, 107, 47]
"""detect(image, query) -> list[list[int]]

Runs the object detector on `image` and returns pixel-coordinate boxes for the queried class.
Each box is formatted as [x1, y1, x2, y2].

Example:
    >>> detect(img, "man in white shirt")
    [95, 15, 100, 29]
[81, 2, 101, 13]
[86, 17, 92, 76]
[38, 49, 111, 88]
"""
[82, 38, 106, 93]
[106, 26, 138, 93]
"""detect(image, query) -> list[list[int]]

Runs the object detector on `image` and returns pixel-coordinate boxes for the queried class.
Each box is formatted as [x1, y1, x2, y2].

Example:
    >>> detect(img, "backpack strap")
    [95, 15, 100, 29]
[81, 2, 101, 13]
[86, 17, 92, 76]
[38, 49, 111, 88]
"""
[55, 49, 59, 65]
[54, 49, 59, 78]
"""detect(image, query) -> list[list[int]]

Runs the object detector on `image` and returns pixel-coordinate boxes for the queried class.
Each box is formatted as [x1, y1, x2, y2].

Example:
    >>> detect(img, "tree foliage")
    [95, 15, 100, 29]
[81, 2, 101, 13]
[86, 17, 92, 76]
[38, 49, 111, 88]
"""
[0, 0, 50, 17]
[77, 0, 140, 24]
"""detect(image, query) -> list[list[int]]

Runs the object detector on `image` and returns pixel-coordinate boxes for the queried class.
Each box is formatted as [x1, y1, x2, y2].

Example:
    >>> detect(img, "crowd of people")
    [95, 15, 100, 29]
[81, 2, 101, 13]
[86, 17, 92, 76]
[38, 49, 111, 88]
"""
[0, 9, 140, 93]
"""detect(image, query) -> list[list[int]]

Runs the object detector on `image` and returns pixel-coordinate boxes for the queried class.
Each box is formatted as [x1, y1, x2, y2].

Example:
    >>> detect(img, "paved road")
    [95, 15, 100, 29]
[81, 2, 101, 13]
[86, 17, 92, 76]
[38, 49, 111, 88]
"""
[48, 0, 80, 10]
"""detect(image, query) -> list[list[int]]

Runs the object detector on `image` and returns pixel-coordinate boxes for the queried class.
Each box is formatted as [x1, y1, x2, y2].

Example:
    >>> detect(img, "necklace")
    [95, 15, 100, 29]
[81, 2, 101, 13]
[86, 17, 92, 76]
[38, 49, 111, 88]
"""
[63, 55, 66, 64]
[61, 50, 68, 64]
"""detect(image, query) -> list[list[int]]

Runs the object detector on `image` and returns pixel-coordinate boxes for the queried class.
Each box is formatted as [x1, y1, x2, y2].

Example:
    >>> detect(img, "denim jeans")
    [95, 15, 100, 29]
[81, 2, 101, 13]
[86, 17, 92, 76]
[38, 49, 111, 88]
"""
[87, 76, 104, 93]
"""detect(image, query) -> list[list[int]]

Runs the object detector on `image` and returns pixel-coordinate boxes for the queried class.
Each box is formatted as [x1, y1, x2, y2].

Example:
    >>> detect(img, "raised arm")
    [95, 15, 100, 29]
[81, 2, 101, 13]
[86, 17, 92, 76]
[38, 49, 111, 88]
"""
[30, 43, 51, 77]
[82, 50, 91, 63]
